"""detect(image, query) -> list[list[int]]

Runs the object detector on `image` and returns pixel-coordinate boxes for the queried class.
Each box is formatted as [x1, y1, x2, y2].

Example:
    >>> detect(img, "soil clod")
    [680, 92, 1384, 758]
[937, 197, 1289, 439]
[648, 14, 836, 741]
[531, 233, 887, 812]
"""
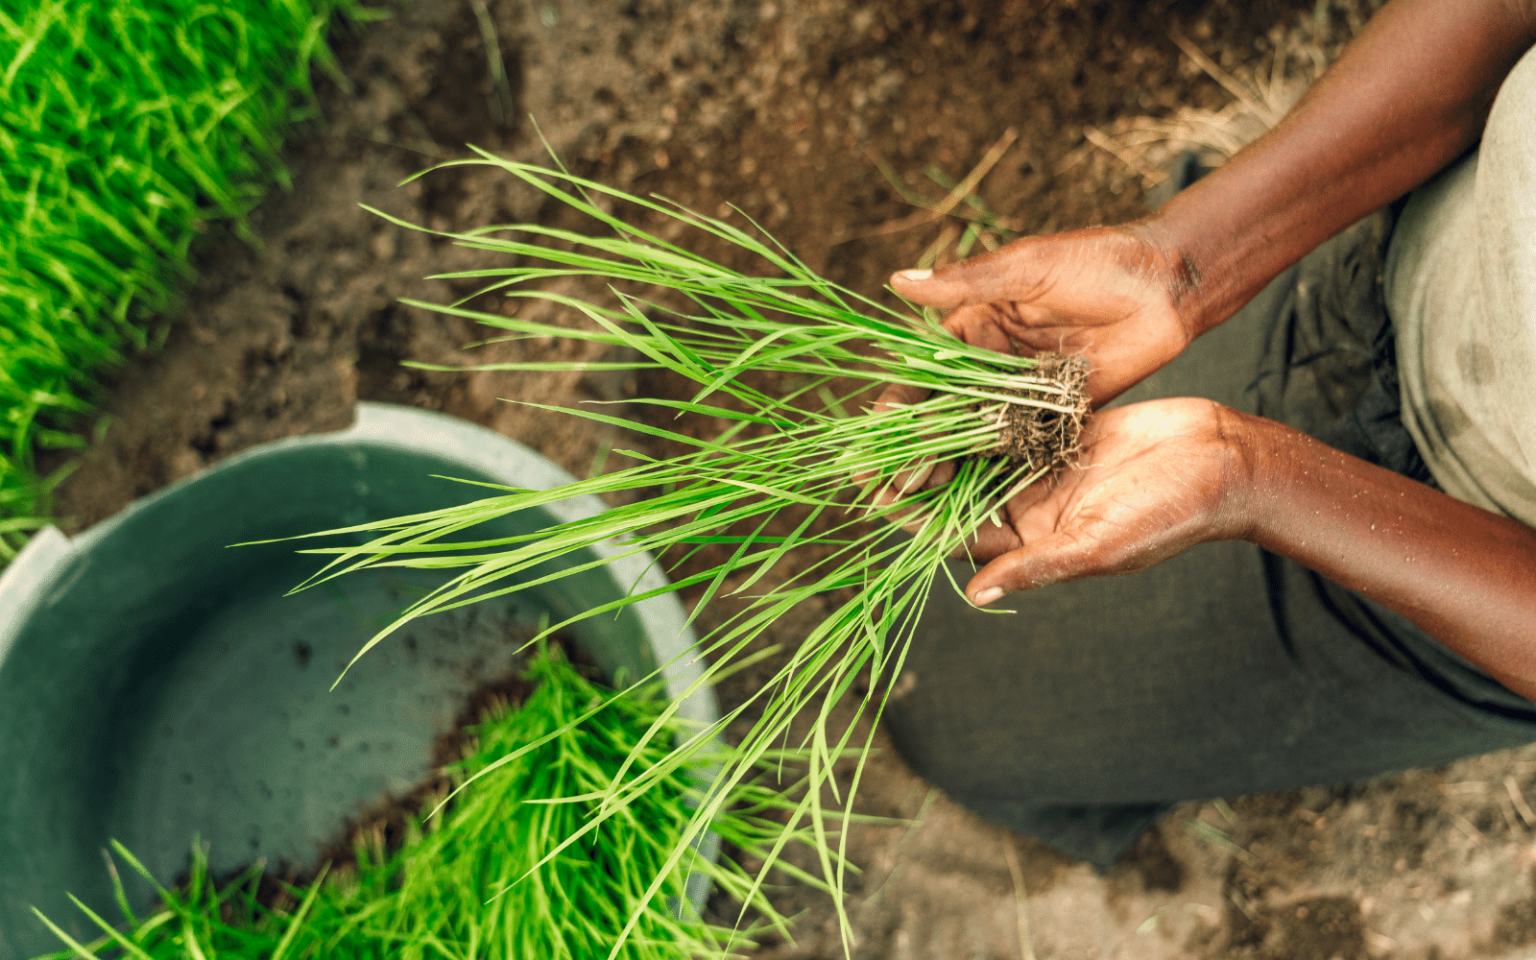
[983, 352, 1091, 470]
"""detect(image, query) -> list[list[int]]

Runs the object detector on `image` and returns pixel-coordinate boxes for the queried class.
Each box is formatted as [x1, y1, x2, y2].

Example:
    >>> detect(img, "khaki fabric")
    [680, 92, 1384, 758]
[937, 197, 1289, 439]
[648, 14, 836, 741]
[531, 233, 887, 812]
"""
[1387, 45, 1536, 525]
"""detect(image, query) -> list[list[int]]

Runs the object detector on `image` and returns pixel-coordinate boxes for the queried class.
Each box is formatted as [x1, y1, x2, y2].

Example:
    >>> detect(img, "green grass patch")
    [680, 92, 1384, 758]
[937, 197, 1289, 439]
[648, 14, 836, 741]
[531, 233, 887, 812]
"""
[0, 0, 381, 562]
[32, 644, 825, 959]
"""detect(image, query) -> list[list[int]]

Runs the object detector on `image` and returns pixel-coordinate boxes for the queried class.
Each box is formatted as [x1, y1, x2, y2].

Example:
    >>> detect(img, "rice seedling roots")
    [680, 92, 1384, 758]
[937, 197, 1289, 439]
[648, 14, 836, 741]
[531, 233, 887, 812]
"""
[980, 353, 1091, 469]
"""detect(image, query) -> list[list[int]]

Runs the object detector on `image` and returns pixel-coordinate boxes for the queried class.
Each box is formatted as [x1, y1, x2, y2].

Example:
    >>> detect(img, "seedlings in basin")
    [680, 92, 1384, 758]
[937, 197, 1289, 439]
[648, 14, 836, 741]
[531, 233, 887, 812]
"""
[31, 644, 817, 959]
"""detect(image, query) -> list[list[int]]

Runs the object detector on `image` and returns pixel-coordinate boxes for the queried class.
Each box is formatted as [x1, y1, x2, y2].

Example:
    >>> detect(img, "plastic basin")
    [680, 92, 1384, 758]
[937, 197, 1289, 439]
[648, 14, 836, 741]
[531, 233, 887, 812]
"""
[0, 403, 712, 957]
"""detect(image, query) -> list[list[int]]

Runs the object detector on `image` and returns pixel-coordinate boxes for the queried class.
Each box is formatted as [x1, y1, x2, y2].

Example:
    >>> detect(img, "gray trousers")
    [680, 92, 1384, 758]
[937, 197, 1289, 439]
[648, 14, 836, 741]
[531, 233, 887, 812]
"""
[882, 211, 1536, 869]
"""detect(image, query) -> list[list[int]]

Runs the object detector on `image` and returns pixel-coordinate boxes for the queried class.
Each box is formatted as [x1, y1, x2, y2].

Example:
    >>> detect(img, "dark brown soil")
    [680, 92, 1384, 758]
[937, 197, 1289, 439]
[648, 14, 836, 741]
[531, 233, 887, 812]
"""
[41, 0, 1536, 957]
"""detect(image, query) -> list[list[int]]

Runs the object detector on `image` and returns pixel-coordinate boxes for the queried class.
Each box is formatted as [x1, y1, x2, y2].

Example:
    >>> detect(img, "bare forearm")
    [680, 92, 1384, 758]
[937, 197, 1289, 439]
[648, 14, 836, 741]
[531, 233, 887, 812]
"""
[1238, 414, 1536, 700]
[1149, 0, 1536, 335]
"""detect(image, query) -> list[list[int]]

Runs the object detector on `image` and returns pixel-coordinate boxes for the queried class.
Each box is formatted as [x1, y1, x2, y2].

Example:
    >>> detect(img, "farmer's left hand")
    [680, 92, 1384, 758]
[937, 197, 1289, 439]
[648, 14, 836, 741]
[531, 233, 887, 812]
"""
[960, 397, 1254, 605]
[889, 224, 1200, 408]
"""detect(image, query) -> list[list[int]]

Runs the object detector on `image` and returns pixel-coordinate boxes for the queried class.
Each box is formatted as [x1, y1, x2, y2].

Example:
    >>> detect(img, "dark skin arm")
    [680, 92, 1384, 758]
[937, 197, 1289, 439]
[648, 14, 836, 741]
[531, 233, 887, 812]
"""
[1147, 0, 1536, 340]
[968, 400, 1536, 703]
[890, 0, 1536, 403]
[878, 0, 1536, 697]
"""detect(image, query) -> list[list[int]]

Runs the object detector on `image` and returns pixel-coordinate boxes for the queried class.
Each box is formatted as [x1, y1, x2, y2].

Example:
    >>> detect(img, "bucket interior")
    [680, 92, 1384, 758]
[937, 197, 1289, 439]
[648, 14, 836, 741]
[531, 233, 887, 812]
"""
[0, 407, 704, 956]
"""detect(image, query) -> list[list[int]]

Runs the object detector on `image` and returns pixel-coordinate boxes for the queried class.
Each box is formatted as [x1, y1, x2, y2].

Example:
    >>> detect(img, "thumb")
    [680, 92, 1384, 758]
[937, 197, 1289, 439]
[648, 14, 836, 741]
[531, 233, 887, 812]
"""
[890, 246, 1034, 310]
[965, 533, 1098, 604]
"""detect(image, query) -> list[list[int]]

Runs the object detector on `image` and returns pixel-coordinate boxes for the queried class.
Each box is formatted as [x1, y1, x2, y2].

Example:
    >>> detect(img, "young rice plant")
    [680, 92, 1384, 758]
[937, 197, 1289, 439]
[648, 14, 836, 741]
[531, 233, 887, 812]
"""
[285, 152, 1090, 957]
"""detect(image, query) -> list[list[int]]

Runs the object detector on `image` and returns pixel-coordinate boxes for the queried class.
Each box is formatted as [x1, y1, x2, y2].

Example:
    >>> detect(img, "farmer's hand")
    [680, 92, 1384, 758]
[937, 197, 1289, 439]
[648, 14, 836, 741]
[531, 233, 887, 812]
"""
[859, 224, 1202, 499]
[963, 391, 1536, 705]
[961, 397, 1253, 605]
[889, 223, 1203, 407]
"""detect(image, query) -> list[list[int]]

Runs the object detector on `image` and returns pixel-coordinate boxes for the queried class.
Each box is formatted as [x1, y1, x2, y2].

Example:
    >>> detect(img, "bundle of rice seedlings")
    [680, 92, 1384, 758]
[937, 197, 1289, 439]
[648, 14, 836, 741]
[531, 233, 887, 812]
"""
[31, 644, 819, 959]
[0, 0, 379, 563]
[284, 152, 1090, 956]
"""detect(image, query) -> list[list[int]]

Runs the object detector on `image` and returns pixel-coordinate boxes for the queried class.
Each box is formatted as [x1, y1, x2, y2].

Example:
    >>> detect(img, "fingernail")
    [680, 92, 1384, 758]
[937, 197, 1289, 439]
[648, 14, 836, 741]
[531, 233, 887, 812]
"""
[973, 586, 1004, 606]
[896, 268, 932, 282]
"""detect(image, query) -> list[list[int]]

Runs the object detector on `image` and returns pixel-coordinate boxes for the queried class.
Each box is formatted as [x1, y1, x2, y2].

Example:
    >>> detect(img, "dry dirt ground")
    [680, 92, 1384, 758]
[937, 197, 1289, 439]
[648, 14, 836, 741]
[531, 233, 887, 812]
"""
[41, 0, 1536, 957]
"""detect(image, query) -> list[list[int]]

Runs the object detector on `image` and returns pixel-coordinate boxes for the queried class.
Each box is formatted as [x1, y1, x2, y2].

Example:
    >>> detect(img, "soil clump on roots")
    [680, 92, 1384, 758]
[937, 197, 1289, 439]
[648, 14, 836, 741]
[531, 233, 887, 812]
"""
[984, 352, 1091, 470]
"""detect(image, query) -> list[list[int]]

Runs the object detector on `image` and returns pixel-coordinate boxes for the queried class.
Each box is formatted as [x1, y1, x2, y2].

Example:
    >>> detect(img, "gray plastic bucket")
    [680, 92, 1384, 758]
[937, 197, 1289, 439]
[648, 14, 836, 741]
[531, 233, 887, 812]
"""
[0, 402, 714, 957]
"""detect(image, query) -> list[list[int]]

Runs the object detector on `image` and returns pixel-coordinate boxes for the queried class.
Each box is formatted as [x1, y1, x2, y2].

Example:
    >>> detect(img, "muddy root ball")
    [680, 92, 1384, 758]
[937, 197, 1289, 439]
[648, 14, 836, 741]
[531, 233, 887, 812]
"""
[983, 352, 1091, 470]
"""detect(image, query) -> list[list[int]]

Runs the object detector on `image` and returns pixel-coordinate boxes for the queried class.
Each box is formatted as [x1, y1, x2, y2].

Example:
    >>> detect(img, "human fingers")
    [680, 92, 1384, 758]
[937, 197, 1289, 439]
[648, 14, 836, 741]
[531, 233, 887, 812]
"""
[967, 504, 1209, 604]
[940, 305, 1023, 355]
[890, 242, 1046, 310]
[870, 380, 929, 414]
[852, 381, 935, 492]
[962, 400, 1248, 603]
[893, 226, 1158, 313]
[965, 468, 1141, 600]
[963, 530, 1108, 605]
[957, 503, 1024, 561]
[927, 270, 1162, 406]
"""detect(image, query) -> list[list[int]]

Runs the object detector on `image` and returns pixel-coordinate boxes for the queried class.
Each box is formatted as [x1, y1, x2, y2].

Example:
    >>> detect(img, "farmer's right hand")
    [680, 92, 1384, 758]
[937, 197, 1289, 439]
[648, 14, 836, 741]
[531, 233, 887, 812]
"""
[862, 221, 1209, 502]
[889, 222, 1205, 406]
